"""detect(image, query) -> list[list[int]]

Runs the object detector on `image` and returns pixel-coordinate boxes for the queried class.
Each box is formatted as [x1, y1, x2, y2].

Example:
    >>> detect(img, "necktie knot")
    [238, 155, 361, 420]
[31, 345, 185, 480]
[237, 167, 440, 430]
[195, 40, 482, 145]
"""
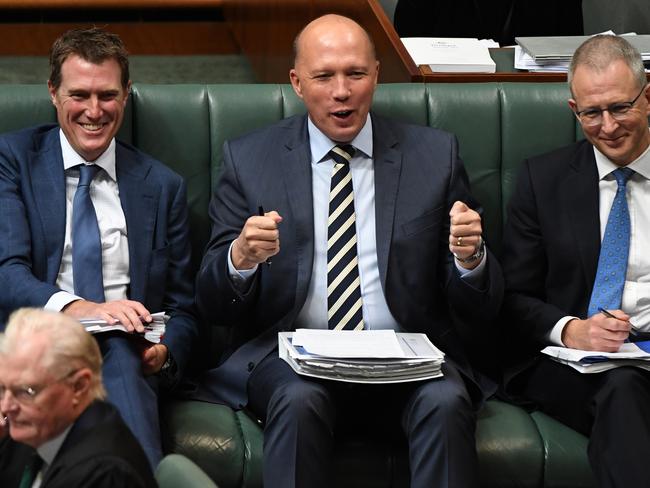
[613, 167, 634, 188]
[329, 145, 356, 166]
[78, 164, 100, 187]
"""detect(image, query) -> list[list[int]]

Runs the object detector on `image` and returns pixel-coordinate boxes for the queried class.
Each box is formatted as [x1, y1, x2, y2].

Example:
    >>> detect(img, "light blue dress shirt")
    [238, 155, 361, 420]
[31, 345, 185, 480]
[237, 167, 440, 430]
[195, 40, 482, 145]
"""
[229, 114, 486, 330]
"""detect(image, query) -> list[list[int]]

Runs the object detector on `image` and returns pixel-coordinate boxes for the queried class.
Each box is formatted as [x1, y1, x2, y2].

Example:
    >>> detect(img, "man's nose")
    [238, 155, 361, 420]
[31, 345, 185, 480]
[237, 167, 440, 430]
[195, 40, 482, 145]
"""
[84, 97, 102, 119]
[332, 75, 351, 100]
[600, 109, 619, 133]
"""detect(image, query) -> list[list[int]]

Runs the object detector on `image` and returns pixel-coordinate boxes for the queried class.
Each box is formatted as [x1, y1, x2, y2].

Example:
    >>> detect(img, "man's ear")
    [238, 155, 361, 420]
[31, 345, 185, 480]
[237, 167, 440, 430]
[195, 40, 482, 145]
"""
[289, 69, 303, 100]
[70, 368, 92, 400]
[568, 99, 577, 112]
[123, 80, 132, 106]
[47, 80, 57, 106]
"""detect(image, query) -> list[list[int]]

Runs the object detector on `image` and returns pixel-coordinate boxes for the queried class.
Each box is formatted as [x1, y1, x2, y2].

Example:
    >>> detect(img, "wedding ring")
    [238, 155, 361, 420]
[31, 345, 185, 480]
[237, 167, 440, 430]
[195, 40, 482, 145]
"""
[456, 236, 463, 246]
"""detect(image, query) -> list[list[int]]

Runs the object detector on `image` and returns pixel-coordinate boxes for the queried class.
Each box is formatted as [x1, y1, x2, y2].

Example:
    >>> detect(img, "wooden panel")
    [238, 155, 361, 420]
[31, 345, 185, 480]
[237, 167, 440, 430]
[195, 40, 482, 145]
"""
[0, 0, 220, 8]
[222, 0, 418, 83]
[0, 21, 238, 55]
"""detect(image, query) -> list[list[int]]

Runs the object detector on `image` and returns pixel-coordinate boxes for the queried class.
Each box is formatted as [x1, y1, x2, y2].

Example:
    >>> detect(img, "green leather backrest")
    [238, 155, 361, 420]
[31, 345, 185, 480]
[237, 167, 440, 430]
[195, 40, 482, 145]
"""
[0, 82, 579, 273]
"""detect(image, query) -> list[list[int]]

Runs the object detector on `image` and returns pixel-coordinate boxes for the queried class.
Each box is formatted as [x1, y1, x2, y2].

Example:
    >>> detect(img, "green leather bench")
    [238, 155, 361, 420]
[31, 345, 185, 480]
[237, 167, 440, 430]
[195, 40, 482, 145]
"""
[0, 83, 595, 487]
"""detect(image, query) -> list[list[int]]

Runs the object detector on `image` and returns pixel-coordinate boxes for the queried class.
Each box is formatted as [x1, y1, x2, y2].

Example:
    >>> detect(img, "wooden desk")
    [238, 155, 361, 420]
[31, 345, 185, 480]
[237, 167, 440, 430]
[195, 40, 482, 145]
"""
[222, 0, 572, 83]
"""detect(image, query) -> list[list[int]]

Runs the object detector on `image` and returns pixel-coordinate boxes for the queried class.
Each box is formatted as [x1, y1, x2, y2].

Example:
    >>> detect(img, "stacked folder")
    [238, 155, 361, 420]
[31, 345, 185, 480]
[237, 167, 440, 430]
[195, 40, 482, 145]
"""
[515, 34, 650, 72]
[80, 311, 168, 343]
[278, 329, 445, 384]
[542, 341, 650, 373]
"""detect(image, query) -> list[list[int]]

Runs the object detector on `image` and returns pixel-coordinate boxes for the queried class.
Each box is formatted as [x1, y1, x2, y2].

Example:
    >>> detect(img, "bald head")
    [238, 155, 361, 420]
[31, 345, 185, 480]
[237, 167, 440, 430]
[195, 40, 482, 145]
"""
[293, 14, 376, 68]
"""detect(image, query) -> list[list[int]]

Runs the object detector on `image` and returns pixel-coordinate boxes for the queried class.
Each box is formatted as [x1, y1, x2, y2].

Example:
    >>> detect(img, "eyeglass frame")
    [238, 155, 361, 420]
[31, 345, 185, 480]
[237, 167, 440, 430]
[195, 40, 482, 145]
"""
[573, 84, 648, 126]
[0, 369, 79, 405]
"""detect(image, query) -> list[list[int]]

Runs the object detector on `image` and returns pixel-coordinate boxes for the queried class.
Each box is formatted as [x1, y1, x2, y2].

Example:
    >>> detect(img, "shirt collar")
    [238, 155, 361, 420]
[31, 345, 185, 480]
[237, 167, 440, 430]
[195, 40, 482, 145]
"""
[37, 424, 72, 467]
[59, 129, 117, 181]
[307, 114, 373, 164]
[593, 129, 650, 181]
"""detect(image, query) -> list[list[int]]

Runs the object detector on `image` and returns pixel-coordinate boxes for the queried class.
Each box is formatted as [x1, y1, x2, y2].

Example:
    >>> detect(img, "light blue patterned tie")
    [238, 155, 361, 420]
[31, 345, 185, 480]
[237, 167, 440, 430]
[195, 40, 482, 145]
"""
[587, 167, 634, 317]
[72, 164, 105, 302]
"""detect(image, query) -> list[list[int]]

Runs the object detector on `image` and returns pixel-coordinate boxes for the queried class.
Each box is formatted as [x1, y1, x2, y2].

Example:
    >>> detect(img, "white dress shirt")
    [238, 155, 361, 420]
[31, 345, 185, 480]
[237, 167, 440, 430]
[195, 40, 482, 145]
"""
[44, 130, 129, 311]
[32, 424, 72, 488]
[550, 139, 650, 345]
[230, 114, 486, 330]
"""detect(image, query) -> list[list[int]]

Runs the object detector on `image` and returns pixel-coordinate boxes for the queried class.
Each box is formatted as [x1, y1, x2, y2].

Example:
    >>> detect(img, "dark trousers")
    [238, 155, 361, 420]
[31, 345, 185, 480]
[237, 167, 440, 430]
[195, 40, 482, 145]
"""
[99, 334, 162, 468]
[522, 358, 650, 488]
[247, 353, 478, 488]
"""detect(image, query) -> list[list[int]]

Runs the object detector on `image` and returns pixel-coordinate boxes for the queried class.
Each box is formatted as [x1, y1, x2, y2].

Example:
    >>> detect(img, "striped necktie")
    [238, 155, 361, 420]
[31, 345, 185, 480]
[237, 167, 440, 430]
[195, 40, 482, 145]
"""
[327, 145, 364, 330]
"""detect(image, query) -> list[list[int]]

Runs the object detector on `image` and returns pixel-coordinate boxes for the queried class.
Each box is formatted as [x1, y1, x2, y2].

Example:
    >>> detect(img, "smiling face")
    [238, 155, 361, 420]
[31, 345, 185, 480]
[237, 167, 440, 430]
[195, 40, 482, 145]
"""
[290, 15, 379, 143]
[569, 60, 650, 166]
[48, 54, 130, 162]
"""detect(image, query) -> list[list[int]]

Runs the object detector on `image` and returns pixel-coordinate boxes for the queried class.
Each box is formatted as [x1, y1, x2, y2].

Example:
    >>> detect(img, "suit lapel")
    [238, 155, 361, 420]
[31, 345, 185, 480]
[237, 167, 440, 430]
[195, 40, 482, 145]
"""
[115, 145, 156, 302]
[563, 141, 600, 288]
[281, 118, 314, 311]
[371, 115, 402, 288]
[30, 129, 67, 283]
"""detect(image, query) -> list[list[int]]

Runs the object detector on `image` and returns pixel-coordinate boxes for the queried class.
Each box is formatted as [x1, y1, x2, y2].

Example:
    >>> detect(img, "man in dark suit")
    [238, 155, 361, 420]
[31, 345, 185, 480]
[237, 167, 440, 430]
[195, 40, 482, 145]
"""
[196, 14, 503, 488]
[502, 35, 650, 487]
[0, 308, 156, 487]
[0, 28, 198, 467]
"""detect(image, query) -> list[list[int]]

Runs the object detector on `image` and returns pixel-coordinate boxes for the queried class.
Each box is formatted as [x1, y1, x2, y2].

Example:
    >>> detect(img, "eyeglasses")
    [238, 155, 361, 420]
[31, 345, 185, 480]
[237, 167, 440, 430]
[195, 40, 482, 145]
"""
[0, 369, 78, 405]
[574, 85, 647, 127]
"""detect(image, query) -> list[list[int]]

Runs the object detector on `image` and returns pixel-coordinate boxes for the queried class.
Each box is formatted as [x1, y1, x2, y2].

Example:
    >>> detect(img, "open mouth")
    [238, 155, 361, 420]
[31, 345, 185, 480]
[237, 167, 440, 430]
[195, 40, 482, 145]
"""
[332, 110, 353, 120]
[79, 122, 105, 132]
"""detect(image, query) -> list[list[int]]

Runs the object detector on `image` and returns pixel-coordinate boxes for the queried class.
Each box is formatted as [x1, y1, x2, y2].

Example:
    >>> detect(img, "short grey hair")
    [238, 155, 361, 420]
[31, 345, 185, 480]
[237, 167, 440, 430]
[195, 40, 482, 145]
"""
[568, 35, 647, 96]
[0, 308, 106, 400]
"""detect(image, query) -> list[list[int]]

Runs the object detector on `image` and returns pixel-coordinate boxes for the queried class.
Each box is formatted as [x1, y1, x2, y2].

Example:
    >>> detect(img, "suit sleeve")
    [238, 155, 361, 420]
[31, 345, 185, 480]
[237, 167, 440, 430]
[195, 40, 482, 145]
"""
[156, 175, 200, 375]
[195, 140, 259, 327]
[441, 134, 504, 324]
[0, 136, 63, 317]
[501, 159, 568, 345]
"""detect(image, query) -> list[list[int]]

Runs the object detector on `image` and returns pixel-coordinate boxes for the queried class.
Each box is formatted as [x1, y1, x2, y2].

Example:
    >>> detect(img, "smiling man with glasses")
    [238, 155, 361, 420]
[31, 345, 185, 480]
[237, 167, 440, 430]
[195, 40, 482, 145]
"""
[501, 35, 650, 487]
[0, 309, 156, 487]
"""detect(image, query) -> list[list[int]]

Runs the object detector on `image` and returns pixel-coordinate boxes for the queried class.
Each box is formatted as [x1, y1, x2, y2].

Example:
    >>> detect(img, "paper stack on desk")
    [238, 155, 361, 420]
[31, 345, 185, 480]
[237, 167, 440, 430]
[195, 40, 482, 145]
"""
[401, 37, 497, 73]
[278, 329, 445, 384]
[542, 341, 650, 373]
[80, 311, 168, 344]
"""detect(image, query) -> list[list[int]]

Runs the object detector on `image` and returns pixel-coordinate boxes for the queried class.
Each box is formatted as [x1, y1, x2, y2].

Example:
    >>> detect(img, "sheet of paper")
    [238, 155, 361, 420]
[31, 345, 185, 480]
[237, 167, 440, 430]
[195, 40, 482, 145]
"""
[292, 329, 405, 358]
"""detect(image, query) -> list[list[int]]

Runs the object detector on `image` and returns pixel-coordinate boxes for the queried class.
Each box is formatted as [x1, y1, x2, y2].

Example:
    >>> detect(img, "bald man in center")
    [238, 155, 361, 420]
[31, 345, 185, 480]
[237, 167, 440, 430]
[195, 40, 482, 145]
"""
[195, 14, 503, 487]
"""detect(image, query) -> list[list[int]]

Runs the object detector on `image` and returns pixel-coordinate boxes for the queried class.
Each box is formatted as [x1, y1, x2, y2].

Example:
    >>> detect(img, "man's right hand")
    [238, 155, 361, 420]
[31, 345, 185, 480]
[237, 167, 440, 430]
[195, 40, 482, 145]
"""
[562, 310, 631, 352]
[231, 210, 283, 269]
[63, 299, 152, 333]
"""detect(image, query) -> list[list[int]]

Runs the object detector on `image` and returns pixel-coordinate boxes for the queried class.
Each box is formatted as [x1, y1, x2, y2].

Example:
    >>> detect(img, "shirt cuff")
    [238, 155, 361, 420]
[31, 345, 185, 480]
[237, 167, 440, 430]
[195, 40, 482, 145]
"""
[548, 315, 579, 346]
[44, 291, 82, 312]
[227, 241, 258, 288]
[455, 250, 487, 283]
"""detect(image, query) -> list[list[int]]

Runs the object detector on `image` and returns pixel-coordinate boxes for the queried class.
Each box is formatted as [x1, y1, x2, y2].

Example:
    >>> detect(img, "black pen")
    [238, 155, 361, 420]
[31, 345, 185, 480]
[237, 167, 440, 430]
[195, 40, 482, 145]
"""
[598, 307, 645, 337]
[258, 206, 272, 266]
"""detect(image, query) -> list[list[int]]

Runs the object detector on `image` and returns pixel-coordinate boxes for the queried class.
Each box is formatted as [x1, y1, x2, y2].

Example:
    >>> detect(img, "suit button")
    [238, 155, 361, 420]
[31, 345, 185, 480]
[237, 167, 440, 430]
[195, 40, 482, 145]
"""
[247, 362, 255, 372]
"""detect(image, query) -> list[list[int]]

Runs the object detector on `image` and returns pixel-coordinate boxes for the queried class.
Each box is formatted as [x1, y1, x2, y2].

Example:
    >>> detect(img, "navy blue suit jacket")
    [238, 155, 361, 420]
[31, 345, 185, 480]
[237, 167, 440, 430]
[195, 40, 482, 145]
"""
[196, 113, 504, 408]
[0, 124, 197, 372]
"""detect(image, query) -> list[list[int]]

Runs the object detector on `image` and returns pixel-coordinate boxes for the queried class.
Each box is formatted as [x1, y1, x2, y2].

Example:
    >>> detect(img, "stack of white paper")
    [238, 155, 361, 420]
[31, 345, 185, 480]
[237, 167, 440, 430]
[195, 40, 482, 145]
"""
[80, 311, 168, 344]
[542, 341, 650, 373]
[278, 329, 445, 384]
[401, 37, 497, 73]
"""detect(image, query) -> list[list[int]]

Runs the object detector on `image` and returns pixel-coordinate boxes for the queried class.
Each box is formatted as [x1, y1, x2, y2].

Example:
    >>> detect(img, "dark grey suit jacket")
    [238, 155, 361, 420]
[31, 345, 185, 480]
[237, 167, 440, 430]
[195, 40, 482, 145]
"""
[196, 113, 504, 408]
[501, 139, 602, 365]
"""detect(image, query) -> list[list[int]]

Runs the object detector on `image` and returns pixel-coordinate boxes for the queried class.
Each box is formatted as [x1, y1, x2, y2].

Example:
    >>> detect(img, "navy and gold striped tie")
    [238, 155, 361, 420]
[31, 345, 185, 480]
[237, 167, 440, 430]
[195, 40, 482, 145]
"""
[327, 145, 364, 330]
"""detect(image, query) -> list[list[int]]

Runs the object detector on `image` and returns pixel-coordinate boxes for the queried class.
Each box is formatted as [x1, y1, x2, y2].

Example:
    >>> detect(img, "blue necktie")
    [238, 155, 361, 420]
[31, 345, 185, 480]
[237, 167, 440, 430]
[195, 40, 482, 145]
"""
[72, 164, 105, 302]
[327, 145, 364, 330]
[587, 167, 634, 317]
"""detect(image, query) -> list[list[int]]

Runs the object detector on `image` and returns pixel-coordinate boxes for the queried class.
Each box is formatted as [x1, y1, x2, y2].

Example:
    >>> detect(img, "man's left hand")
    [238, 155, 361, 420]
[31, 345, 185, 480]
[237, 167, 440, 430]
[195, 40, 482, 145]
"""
[142, 344, 168, 375]
[449, 200, 483, 270]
